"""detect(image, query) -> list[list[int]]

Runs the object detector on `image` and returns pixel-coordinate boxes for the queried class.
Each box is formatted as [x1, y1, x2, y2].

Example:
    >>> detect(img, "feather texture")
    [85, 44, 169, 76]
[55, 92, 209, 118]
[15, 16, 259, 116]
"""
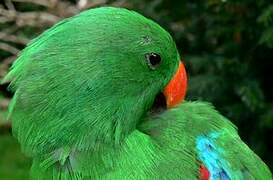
[140, 101, 272, 180]
[3, 7, 272, 180]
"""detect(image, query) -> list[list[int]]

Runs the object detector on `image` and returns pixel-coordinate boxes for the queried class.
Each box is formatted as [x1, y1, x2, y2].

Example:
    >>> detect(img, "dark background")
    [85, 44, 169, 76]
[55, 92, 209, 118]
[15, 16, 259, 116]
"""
[0, 0, 272, 179]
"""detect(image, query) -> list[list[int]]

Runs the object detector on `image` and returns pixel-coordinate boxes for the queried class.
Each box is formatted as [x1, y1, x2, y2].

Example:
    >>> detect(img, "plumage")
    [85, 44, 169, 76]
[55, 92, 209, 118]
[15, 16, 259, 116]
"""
[3, 7, 272, 180]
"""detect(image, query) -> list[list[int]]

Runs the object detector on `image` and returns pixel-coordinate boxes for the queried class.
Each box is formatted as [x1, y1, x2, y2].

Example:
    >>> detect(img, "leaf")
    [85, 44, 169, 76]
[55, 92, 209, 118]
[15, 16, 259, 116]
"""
[258, 5, 273, 26]
[259, 26, 273, 47]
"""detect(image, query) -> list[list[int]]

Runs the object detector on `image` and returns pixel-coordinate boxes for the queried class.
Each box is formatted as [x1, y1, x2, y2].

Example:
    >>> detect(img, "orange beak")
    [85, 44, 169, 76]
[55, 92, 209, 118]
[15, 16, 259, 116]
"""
[163, 61, 187, 108]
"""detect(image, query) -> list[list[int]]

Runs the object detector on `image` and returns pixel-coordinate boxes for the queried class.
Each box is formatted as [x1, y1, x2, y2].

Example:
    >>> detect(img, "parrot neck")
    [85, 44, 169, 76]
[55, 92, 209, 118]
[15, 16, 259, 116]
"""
[81, 97, 148, 148]
[85, 89, 164, 149]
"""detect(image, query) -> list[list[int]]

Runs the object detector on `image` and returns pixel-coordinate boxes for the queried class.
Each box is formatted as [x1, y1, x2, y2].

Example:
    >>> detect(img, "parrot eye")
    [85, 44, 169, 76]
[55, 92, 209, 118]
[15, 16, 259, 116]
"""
[145, 53, 161, 70]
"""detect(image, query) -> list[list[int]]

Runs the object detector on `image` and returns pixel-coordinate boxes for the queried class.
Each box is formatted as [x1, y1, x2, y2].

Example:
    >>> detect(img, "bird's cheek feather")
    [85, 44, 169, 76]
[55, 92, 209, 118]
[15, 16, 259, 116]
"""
[163, 61, 187, 108]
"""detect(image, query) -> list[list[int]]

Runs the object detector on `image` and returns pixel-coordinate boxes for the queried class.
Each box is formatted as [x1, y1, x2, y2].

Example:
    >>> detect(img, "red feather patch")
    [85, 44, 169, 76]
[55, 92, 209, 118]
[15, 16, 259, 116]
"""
[200, 164, 210, 180]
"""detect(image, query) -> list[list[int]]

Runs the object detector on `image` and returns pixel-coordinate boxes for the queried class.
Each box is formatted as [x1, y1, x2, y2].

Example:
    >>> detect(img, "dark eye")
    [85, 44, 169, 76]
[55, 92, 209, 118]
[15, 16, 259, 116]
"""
[145, 53, 161, 70]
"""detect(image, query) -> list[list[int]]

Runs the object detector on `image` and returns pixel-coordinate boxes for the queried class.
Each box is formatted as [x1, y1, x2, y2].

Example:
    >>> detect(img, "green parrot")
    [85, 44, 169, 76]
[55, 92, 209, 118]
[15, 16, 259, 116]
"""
[3, 7, 272, 180]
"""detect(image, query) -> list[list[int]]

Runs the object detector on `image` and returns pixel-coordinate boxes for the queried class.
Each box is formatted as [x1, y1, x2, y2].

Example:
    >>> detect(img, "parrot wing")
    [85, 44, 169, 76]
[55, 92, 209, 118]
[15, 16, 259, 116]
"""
[195, 125, 270, 180]
[26, 101, 272, 180]
[139, 101, 272, 180]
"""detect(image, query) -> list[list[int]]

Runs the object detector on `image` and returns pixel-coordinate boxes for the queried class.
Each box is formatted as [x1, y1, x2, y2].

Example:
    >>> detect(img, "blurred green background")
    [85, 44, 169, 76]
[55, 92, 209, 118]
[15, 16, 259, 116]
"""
[0, 0, 273, 179]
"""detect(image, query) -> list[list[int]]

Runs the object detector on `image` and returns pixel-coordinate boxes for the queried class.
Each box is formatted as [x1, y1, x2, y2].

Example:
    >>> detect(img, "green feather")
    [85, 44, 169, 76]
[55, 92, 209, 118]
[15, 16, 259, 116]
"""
[4, 6, 178, 154]
[140, 101, 272, 179]
[4, 7, 272, 180]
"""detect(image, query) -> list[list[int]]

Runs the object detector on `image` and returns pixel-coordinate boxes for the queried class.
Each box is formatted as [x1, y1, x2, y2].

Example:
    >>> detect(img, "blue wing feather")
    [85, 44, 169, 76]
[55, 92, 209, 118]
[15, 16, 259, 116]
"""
[196, 132, 231, 180]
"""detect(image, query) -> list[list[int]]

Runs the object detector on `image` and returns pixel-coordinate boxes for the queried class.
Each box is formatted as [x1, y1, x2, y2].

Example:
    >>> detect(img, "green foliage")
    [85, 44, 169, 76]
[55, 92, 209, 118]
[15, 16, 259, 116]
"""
[259, 5, 273, 47]
[0, 135, 31, 180]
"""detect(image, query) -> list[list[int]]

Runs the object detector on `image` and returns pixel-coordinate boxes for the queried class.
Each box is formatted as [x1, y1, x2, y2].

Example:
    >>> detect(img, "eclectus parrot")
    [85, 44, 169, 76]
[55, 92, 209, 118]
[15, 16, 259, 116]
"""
[3, 7, 272, 180]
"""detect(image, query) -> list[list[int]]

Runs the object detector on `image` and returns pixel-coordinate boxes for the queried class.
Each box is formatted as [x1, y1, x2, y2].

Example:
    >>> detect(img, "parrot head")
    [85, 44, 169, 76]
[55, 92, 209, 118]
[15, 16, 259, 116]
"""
[5, 7, 187, 154]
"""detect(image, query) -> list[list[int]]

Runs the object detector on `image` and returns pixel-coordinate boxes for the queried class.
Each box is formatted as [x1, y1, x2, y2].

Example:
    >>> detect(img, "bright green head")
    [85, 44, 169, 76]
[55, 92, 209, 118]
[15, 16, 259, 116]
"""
[5, 7, 183, 154]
